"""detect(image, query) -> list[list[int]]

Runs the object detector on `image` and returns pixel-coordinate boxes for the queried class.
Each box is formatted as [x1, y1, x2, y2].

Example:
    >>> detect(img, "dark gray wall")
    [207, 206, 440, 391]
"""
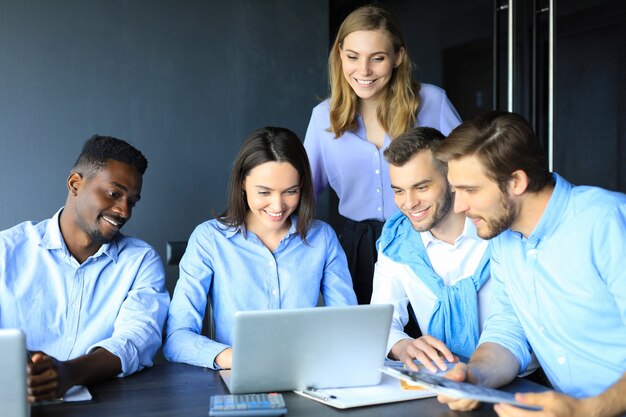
[0, 0, 329, 293]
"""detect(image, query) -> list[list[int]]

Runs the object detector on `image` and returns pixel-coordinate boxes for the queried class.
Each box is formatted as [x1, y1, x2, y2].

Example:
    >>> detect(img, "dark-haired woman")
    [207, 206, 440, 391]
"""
[164, 127, 356, 369]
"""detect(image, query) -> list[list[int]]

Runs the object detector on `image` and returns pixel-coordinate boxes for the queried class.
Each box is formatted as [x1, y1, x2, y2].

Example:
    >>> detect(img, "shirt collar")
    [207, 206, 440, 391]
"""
[421, 216, 482, 248]
[39, 207, 119, 262]
[526, 173, 570, 245]
[354, 114, 391, 147]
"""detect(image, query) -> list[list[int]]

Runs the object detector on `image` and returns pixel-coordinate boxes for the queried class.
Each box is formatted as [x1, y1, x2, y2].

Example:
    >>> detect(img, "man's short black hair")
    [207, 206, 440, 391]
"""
[72, 135, 148, 176]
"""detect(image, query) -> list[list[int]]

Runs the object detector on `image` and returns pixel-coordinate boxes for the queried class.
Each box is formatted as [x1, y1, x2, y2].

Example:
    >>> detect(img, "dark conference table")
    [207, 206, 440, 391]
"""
[32, 363, 546, 417]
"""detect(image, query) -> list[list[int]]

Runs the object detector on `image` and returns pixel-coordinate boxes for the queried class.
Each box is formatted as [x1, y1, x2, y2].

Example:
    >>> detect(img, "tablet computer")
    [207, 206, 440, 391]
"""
[381, 366, 542, 411]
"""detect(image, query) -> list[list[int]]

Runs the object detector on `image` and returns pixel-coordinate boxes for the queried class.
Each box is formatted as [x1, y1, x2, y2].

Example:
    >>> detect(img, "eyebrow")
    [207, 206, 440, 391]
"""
[110, 181, 141, 201]
[391, 179, 430, 190]
[343, 49, 389, 56]
[111, 181, 128, 191]
[450, 184, 478, 190]
[254, 184, 300, 191]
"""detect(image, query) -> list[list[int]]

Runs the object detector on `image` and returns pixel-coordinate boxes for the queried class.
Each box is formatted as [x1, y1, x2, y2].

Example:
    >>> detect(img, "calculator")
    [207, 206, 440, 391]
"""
[208, 393, 287, 416]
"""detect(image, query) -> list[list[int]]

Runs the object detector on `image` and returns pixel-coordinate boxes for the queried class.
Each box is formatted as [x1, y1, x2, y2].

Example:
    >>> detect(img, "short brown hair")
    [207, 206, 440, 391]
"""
[384, 127, 446, 175]
[435, 111, 552, 193]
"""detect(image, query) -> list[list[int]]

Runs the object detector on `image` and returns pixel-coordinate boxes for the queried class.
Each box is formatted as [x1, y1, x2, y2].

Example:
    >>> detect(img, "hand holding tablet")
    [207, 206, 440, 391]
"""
[381, 366, 543, 411]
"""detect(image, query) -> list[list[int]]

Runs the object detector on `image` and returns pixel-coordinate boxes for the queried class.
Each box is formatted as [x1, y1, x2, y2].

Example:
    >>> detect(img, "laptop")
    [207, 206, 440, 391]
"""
[220, 304, 393, 394]
[0, 328, 29, 417]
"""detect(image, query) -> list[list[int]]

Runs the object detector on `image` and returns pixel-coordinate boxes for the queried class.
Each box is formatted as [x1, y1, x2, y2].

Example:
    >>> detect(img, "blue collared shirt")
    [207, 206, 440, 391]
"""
[163, 217, 357, 369]
[304, 84, 461, 221]
[0, 209, 170, 376]
[480, 174, 626, 397]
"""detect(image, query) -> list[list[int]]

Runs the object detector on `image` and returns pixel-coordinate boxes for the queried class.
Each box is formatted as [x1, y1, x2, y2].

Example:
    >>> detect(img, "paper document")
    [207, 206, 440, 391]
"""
[63, 385, 92, 402]
[294, 373, 436, 409]
[33, 385, 93, 406]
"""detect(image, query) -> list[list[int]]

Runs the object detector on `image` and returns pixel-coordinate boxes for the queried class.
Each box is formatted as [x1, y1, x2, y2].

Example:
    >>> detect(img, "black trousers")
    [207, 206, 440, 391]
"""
[339, 218, 384, 305]
[340, 217, 422, 339]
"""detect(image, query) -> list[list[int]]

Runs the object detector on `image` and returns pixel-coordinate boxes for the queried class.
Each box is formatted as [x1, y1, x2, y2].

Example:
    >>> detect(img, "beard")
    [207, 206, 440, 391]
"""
[411, 185, 453, 233]
[477, 192, 517, 239]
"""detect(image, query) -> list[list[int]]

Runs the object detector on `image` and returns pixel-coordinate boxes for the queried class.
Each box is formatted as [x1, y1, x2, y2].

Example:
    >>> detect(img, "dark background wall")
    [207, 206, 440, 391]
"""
[1, 0, 623, 293]
[0, 0, 329, 294]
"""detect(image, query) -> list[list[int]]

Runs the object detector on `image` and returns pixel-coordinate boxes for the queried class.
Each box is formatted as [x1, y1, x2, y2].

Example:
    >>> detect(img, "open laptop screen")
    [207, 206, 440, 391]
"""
[0, 328, 29, 417]
[222, 304, 393, 394]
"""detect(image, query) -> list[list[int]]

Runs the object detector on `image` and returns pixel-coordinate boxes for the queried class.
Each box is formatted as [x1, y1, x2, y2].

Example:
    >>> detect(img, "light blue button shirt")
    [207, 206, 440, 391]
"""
[0, 209, 170, 376]
[304, 83, 461, 221]
[480, 174, 626, 397]
[163, 216, 357, 369]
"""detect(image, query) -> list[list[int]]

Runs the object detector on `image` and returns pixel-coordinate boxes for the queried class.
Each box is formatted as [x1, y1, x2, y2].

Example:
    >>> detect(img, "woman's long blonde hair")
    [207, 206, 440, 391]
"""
[328, 4, 420, 140]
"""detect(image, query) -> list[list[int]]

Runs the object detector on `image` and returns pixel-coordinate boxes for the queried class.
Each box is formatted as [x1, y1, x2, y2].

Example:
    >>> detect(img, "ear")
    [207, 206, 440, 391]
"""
[67, 172, 83, 196]
[508, 170, 529, 196]
[394, 47, 405, 68]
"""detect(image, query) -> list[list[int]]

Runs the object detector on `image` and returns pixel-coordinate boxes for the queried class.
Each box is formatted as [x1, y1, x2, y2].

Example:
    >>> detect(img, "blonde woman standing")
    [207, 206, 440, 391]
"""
[304, 4, 461, 304]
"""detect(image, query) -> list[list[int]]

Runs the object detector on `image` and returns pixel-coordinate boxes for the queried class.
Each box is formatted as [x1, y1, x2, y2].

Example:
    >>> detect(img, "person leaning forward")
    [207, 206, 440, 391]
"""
[435, 111, 626, 417]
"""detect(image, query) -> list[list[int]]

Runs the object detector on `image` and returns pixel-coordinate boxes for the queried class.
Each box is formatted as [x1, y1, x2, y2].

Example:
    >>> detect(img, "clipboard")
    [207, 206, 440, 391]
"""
[293, 373, 436, 409]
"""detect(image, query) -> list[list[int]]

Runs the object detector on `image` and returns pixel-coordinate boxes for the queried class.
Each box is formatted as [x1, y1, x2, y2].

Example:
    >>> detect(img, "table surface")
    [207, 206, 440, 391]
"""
[32, 363, 546, 417]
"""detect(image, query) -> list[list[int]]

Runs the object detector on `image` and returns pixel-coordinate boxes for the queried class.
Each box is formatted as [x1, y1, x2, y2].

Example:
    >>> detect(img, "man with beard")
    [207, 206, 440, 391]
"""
[370, 127, 491, 373]
[435, 111, 626, 417]
[0, 136, 169, 403]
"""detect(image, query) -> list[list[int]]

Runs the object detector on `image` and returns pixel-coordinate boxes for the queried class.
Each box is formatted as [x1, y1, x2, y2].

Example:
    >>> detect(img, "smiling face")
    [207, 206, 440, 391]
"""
[390, 150, 452, 233]
[339, 29, 403, 105]
[243, 161, 301, 237]
[447, 155, 517, 239]
[70, 159, 142, 245]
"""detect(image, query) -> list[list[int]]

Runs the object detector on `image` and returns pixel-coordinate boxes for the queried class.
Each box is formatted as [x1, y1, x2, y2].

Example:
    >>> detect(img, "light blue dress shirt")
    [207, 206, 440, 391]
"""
[304, 83, 461, 221]
[163, 216, 357, 369]
[0, 209, 170, 376]
[480, 174, 626, 397]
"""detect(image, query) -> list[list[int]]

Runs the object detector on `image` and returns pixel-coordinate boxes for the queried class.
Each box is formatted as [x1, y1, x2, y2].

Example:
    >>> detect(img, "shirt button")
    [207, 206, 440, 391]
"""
[66, 336, 72, 342]
[272, 289, 278, 295]
[268, 260, 273, 266]
[377, 207, 382, 212]
[375, 169, 380, 174]
[376, 188, 381, 193]
[558, 356, 566, 365]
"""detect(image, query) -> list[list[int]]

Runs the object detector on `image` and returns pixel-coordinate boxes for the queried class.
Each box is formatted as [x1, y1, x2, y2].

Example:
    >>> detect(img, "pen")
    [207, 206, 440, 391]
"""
[303, 387, 337, 402]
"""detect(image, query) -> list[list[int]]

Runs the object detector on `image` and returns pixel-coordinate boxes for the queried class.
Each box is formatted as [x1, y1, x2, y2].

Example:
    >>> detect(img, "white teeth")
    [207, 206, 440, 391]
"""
[355, 78, 374, 85]
[102, 216, 120, 227]
[408, 208, 428, 220]
[266, 211, 283, 218]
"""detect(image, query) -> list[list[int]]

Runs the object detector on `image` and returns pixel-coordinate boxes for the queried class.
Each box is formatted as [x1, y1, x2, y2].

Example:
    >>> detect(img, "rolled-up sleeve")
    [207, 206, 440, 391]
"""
[88, 249, 169, 376]
[478, 243, 532, 373]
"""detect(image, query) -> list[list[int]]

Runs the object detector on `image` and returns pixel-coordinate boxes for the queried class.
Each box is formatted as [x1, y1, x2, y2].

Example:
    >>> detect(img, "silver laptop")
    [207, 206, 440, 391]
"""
[220, 304, 393, 394]
[0, 329, 29, 417]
